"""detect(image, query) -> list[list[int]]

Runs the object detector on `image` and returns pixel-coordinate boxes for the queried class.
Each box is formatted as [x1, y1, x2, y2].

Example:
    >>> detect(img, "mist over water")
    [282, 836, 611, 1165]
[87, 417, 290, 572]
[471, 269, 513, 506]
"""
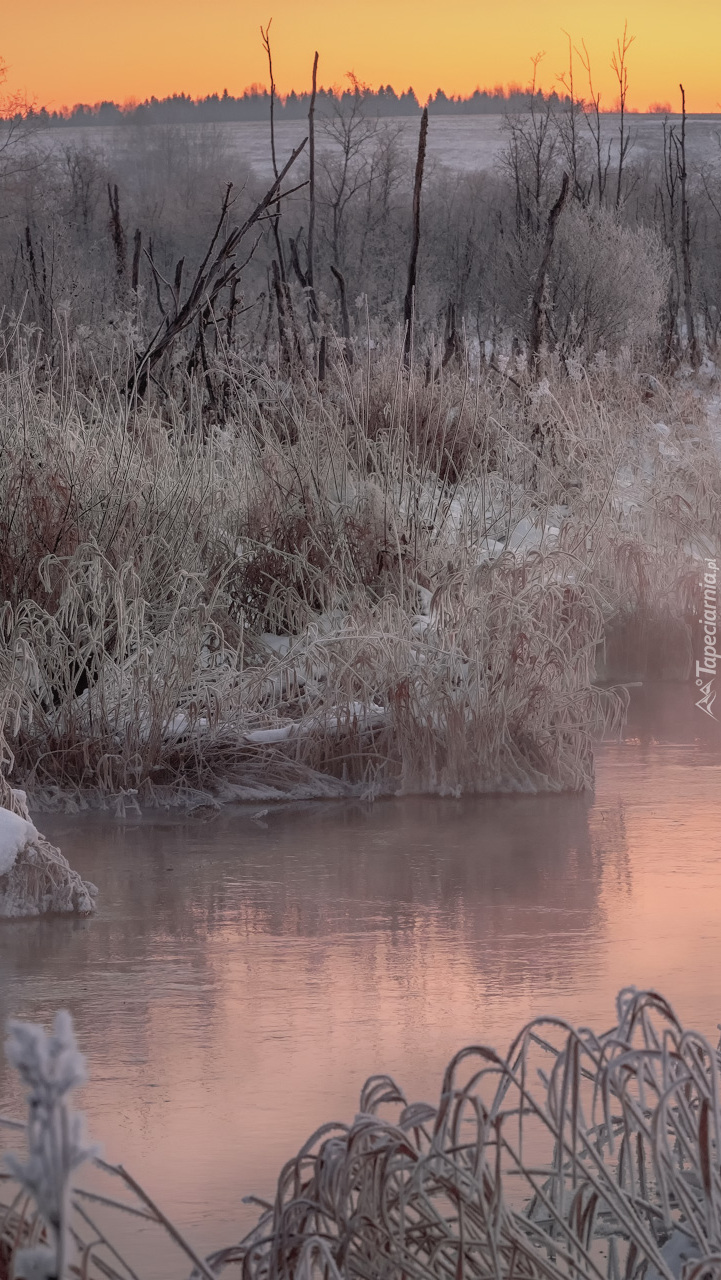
[1, 683, 720, 1269]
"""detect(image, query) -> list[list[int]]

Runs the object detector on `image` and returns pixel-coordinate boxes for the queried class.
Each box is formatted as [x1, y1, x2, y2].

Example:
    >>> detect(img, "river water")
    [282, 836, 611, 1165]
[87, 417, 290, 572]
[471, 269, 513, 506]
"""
[1, 683, 721, 1268]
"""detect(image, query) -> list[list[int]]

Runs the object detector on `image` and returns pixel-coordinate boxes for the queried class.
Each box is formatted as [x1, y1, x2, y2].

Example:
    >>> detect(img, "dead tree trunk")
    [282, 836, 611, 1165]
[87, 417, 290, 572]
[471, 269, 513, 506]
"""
[330, 264, 352, 364]
[261, 16, 303, 357]
[131, 228, 142, 293]
[658, 120, 680, 364]
[529, 171, 570, 366]
[128, 140, 307, 401]
[403, 107, 429, 366]
[679, 84, 699, 367]
[306, 51, 320, 323]
[107, 184, 127, 280]
[272, 258, 296, 366]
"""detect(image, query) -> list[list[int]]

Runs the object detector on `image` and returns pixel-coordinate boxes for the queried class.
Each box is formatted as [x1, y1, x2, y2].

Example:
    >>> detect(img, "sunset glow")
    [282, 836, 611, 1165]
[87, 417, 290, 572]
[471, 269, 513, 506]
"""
[3, 0, 720, 114]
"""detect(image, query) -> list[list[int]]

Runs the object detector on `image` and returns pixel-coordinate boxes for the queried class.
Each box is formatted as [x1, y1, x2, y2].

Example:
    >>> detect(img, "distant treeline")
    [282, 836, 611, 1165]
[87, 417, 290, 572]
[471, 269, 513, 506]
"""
[18, 84, 576, 127]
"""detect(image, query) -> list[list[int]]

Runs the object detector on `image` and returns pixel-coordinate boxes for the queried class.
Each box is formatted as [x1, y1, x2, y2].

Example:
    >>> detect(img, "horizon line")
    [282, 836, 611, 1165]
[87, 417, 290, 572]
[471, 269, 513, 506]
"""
[10, 81, 703, 121]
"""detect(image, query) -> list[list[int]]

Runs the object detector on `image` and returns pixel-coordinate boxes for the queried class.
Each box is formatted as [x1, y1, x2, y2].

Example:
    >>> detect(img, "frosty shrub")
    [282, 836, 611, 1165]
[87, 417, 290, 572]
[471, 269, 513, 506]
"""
[499, 202, 669, 359]
[0, 335, 591, 804]
[551, 203, 670, 357]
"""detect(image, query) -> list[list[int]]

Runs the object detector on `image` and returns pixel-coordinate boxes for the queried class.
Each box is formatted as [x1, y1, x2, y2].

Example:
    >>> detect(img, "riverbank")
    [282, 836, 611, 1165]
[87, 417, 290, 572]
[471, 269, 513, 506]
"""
[1, 339, 716, 813]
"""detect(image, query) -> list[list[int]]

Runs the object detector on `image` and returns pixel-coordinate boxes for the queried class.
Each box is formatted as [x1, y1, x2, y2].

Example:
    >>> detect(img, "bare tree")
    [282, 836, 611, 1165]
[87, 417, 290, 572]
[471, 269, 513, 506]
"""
[129, 139, 308, 399]
[656, 88, 699, 366]
[577, 40, 611, 207]
[556, 34, 592, 204]
[0, 57, 49, 237]
[260, 21, 305, 361]
[260, 21, 285, 276]
[678, 84, 698, 365]
[657, 115, 681, 361]
[503, 55, 560, 236]
[529, 171, 570, 363]
[611, 23, 635, 209]
[320, 75, 379, 272]
[63, 145, 102, 234]
[288, 50, 321, 355]
[356, 123, 404, 283]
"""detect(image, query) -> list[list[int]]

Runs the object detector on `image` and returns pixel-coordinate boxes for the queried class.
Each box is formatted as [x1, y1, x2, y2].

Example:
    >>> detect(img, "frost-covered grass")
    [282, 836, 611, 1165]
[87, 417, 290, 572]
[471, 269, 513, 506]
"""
[0, 333, 718, 808]
[3, 989, 721, 1279]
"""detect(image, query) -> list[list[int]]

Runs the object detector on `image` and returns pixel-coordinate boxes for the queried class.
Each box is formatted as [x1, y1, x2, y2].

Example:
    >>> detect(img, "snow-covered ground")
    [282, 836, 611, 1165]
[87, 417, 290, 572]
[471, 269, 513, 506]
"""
[35, 113, 721, 182]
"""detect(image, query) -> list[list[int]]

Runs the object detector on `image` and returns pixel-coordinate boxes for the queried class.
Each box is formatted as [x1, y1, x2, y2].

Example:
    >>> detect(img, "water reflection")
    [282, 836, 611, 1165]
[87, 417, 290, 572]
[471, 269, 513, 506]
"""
[0, 683, 720, 1266]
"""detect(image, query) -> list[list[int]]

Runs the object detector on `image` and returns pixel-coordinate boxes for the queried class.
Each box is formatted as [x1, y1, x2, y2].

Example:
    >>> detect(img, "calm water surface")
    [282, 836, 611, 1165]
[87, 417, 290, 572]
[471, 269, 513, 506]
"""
[1, 683, 721, 1266]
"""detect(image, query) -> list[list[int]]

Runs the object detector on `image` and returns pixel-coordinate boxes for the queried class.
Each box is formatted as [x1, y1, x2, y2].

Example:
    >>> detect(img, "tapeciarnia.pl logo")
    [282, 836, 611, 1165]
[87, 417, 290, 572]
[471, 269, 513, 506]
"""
[696, 557, 718, 720]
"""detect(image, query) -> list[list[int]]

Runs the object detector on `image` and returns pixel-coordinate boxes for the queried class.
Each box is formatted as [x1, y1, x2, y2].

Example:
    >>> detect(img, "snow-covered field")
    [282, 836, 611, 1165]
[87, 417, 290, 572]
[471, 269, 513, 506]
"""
[36, 113, 721, 181]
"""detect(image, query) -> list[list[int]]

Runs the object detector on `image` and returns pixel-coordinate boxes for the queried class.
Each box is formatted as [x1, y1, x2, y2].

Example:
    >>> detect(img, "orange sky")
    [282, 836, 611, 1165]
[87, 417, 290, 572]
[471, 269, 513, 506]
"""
[3, 0, 720, 114]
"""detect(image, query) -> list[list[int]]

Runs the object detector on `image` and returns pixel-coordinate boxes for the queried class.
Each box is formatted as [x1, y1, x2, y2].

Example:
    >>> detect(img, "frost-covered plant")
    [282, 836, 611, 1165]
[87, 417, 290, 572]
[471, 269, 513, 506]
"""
[552, 203, 669, 356]
[4, 1013, 97, 1280]
[497, 200, 669, 357]
[225, 988, 721, 1280]
[3, 991, 721, 1279]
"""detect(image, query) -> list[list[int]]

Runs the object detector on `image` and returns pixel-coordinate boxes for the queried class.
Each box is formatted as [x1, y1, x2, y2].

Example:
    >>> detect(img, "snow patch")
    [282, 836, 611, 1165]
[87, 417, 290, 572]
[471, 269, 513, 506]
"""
[261, 633, 293, 657]
[0, 805, 97, 919]
[0, 807, 39, 875]
[244, 701, 387, 746]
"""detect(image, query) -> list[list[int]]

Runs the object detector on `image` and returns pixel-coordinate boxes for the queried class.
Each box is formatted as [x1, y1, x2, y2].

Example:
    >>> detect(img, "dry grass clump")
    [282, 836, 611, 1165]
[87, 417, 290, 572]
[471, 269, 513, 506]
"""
[3, 989, 721, 1279]
[0, 332, 717, 806]
[230, 987, 721, 1280]
[241, 562, 620, 796]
